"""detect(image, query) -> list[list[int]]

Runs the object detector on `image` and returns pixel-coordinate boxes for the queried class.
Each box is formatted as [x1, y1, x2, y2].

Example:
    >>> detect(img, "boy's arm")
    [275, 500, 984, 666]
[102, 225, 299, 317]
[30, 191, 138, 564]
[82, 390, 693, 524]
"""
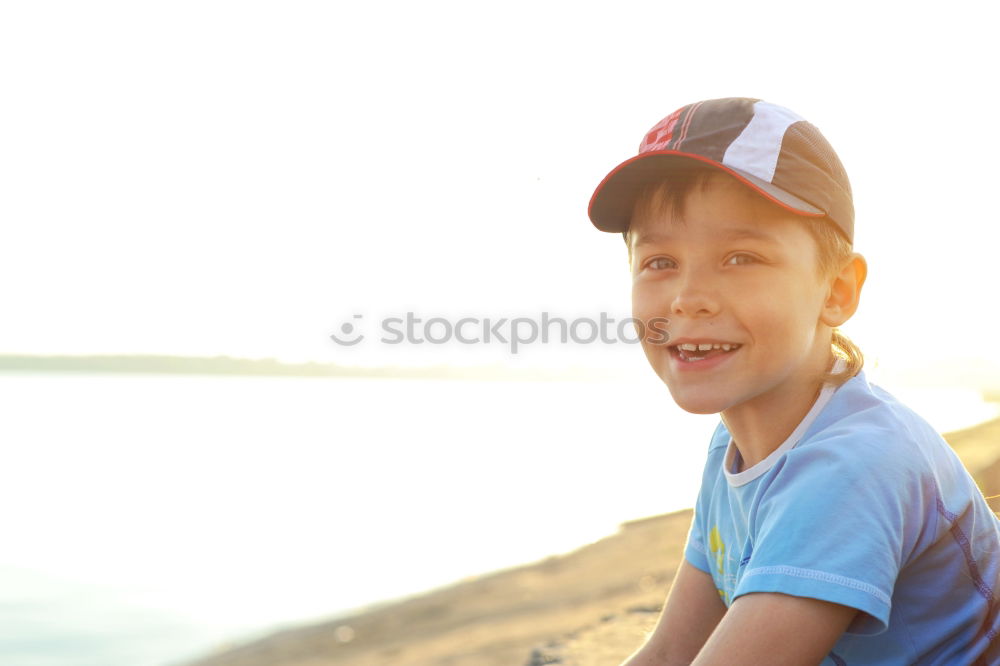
[691, 592, 856, 665]
[620, 563, 858, 666]
[620, 560, 727, 665]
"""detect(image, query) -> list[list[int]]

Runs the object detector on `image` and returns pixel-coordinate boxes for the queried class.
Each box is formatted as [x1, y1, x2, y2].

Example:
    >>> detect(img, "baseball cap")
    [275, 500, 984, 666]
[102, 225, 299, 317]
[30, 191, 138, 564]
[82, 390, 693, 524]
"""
[588, 97, 854, 243]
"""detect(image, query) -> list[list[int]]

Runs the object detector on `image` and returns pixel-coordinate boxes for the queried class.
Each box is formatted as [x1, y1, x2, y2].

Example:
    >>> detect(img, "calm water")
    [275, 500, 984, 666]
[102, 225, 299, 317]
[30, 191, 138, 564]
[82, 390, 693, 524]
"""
[0, 372, 995, 666]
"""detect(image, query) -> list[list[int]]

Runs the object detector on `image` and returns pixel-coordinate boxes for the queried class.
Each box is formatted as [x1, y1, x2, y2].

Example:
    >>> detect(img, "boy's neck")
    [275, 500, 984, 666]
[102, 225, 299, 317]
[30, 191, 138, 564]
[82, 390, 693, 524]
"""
[721, 372, 828, 472]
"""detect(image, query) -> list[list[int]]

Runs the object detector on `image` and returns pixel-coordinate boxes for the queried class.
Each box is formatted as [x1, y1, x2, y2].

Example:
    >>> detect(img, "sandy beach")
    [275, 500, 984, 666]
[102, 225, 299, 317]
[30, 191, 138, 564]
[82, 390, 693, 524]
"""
[188, 415, 1000, 666]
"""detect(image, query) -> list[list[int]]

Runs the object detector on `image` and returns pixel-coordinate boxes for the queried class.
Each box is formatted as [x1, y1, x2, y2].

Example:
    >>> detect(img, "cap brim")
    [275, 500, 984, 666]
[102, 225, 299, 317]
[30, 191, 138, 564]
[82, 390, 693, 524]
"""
[588, 151, 824, 233]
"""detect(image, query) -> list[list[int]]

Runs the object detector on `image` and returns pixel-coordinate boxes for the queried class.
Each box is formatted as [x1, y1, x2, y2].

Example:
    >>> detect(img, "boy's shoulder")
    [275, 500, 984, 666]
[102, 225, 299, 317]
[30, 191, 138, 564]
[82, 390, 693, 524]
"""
[798, 371, 958, 473]
[706, 370, 955, 469]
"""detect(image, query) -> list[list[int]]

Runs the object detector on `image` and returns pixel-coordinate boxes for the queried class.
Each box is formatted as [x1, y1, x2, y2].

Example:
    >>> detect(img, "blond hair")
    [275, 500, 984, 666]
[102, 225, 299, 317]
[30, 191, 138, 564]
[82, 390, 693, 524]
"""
[801, 219, 864, 387]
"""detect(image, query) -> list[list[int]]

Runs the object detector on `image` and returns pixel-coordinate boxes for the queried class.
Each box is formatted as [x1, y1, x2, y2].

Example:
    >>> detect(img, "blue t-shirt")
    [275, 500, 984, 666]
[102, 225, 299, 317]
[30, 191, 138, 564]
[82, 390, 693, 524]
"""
[685, 369, 1000, 664]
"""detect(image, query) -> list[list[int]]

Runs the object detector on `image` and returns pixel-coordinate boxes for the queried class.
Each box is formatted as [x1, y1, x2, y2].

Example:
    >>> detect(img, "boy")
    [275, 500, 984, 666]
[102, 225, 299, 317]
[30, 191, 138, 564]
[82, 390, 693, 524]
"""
[587, 98, 1000, 664]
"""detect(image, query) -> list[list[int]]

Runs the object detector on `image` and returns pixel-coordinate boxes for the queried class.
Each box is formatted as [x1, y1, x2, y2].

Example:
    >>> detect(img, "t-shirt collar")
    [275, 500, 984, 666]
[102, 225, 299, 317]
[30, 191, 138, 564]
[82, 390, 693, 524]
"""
[724, 357, 848, 487]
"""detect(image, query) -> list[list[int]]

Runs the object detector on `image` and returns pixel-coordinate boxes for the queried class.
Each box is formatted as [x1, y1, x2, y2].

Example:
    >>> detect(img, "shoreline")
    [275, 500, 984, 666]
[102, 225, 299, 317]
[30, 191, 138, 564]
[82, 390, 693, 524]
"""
[186, 412, 1000, 666]
[0, 354, 632, 382]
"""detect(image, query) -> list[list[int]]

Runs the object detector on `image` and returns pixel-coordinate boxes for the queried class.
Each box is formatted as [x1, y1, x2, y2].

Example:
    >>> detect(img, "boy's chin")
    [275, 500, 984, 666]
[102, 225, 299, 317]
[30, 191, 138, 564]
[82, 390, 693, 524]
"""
[674, 401, 725, 416]
[662, 383, 727, 415]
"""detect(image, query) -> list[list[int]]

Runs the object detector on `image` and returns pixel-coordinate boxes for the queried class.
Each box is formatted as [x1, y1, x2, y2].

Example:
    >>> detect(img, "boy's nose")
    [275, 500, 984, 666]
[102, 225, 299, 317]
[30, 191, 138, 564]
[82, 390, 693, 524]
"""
[670, 273, 720, 318]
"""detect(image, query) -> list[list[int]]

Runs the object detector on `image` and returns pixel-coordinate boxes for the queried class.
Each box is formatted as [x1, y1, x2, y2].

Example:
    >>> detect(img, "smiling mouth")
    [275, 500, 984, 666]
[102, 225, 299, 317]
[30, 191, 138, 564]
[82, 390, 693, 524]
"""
[671, 342, 742, 362]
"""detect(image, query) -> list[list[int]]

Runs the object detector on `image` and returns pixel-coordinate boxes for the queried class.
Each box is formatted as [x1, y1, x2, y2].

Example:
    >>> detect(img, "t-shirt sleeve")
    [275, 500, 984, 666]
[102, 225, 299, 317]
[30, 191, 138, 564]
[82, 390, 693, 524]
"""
[685, 424, 728, 576]
[734, 434, 926, 635]
[684, 504, 712, 574]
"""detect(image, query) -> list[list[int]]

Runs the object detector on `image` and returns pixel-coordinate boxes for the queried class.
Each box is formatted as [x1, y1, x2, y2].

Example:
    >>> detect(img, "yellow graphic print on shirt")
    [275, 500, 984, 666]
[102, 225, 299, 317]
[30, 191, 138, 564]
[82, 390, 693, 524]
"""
[708, 526, 731, 604]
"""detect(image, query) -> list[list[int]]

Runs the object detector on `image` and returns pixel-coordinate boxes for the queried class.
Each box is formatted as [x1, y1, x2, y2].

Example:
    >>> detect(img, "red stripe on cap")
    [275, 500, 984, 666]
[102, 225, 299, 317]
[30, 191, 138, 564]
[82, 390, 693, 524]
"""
[673, 101, 703, 151]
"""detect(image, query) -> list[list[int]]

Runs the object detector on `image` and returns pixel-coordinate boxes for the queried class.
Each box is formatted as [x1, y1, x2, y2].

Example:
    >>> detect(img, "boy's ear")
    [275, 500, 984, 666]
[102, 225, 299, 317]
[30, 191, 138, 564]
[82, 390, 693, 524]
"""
[821, 253, 867, 327]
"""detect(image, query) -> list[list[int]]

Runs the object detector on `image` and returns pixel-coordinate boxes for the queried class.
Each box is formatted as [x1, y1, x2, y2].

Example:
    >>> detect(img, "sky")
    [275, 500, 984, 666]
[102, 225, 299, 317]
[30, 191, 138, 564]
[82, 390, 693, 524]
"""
[2, 0, 999, 378]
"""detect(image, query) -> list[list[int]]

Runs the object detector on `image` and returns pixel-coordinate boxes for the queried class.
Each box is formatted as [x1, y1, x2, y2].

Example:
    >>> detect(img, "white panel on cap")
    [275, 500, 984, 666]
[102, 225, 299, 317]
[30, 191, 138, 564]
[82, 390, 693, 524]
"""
[722, 101, 804, 184]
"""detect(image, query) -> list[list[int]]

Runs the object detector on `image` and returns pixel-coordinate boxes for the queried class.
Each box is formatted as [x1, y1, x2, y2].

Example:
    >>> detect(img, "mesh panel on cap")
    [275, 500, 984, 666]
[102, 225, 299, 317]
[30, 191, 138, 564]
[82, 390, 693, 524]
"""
[772, 122, 854, 242]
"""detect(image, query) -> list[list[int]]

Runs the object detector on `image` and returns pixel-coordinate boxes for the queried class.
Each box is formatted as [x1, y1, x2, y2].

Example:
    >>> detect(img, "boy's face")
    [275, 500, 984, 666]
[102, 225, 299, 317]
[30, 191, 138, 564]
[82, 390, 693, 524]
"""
[629, 173, 835, 418]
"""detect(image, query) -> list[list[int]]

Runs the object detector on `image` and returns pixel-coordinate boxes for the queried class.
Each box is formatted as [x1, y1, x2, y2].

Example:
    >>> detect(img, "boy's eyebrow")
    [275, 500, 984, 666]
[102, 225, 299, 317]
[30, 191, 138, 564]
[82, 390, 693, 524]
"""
[632, 231, 674, 247]
[632, 227, 779, 247]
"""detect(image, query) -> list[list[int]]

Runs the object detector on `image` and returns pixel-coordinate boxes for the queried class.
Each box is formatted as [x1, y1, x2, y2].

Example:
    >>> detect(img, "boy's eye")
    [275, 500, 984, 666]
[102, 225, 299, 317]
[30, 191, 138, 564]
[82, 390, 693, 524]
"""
[725, 253, 758, 266]
[645, 257, 677, 270]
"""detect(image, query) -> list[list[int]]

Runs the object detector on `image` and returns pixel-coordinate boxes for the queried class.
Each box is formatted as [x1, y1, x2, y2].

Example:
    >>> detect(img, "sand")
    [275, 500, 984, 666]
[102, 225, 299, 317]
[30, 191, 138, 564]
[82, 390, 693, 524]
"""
[187, 415, 1000, 666]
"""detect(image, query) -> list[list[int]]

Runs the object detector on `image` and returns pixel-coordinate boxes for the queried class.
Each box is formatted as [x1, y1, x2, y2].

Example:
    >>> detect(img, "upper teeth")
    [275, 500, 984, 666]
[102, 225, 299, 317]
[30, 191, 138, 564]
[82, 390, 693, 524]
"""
[678, 342, 740, 351]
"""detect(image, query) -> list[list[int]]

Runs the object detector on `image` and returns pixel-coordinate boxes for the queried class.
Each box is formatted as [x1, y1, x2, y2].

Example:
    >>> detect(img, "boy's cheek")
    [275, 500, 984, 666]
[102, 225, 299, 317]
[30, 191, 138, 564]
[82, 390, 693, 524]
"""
[631, 292, 672, 327]
[637, 316, 672, 346]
